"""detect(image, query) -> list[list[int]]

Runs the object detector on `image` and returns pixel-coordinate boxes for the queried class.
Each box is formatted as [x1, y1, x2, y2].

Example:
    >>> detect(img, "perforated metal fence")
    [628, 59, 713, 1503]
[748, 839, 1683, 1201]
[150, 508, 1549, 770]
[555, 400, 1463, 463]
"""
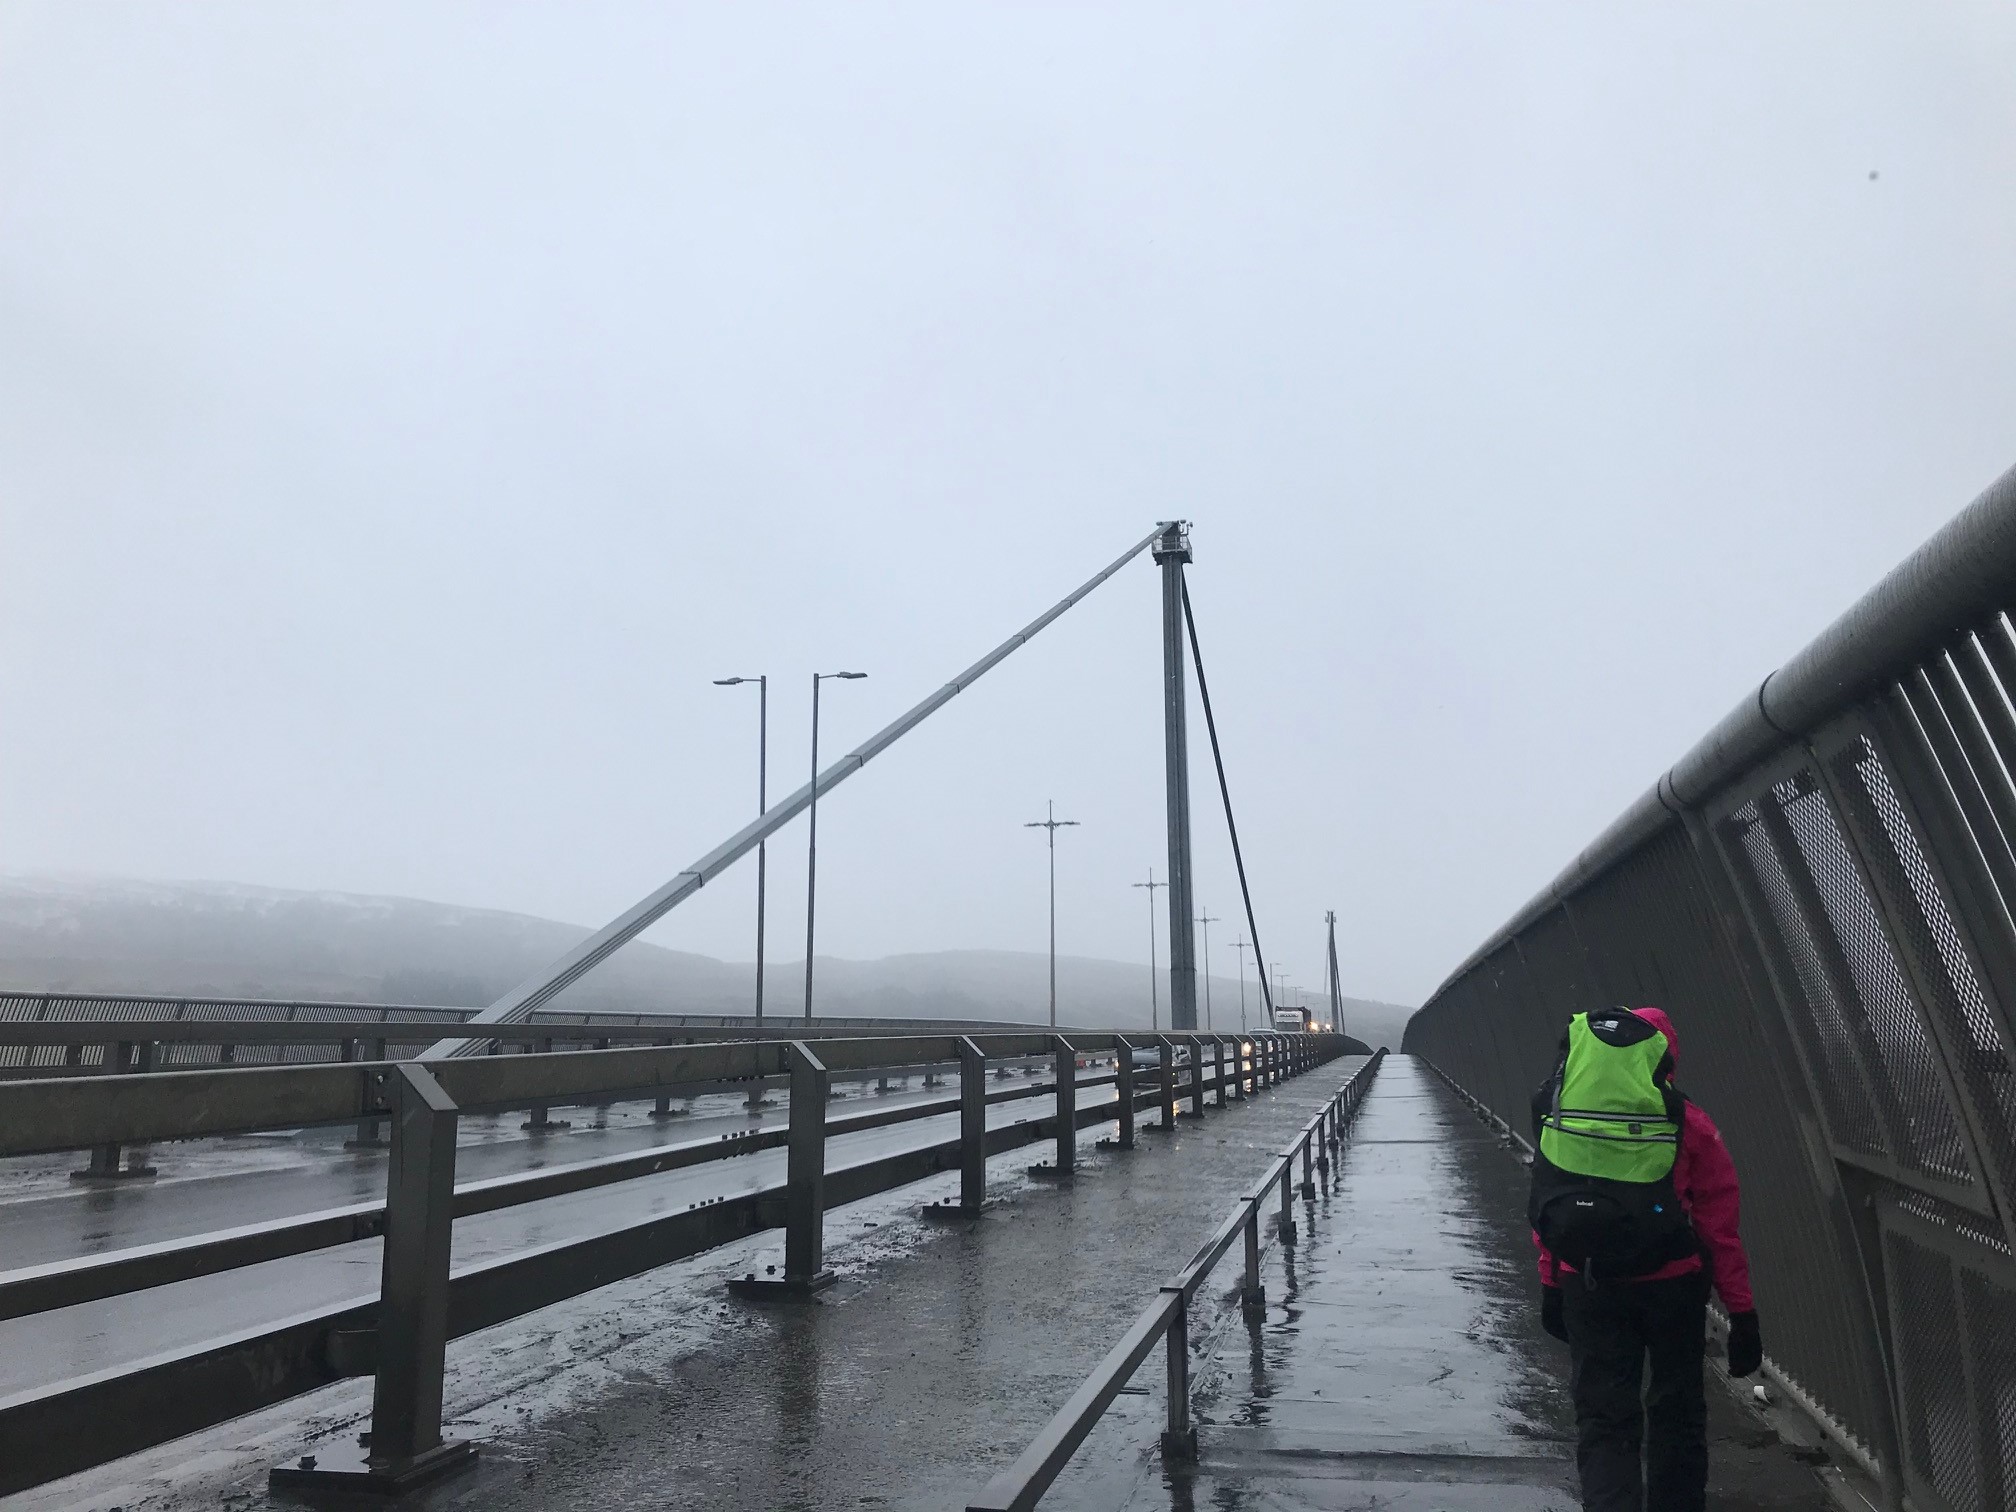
[1405, 463, 2016, 1512]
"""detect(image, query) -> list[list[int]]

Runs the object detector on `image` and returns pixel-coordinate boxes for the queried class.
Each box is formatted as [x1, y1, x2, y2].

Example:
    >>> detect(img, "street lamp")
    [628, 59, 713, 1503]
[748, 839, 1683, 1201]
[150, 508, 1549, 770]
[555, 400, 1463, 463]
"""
[1024, 801, 1080, 1028]
[1132, 868, 1166, 1032]
[1196, 908, 1220, 1032]
[713, 676, 769, 1028]
[804, 671, 867, 1021]
[1230, 936, 1251, 1033]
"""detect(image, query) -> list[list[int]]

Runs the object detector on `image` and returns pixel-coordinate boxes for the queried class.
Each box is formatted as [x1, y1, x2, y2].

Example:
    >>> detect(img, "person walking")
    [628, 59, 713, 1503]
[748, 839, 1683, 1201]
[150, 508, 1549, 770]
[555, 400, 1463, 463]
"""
[1529, 1005, 1760, 1512]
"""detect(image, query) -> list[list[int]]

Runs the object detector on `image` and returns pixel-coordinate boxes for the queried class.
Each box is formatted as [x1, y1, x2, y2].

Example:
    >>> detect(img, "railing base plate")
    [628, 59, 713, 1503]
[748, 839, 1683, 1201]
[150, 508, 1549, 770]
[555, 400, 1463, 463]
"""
[1026, 1161, 1075, 1180]
[727, 1269, 836, 1300]
[920, 1199, 993, 1220]
[268, 1438, 476, 1496]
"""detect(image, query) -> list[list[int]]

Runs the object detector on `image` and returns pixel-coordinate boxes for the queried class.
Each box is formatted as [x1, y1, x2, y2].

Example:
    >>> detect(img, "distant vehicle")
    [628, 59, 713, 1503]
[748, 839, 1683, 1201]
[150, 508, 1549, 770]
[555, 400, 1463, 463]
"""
[1128, 1044, 1190, 1070]
[1271, 1006, 1311, 1032]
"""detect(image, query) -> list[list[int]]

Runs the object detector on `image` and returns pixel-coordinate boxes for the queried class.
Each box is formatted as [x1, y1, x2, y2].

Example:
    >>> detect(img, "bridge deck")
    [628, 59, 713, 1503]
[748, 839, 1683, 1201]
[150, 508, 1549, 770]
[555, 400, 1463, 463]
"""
[10, 1058, 1842, 1512]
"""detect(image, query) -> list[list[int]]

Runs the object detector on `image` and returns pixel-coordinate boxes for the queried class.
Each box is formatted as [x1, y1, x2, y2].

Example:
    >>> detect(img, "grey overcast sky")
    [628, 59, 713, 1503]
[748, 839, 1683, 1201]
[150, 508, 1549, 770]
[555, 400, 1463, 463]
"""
[3, 3, 2013, 1007]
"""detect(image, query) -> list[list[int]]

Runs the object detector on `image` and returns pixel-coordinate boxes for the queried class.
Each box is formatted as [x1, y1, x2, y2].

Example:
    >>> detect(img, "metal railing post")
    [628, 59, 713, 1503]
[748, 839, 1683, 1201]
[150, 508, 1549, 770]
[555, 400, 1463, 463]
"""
[72, 1041, 156, 1182]
[1241, 1202, 1265, 1315]
[370, 1062, 463, 1468]
[961, 1038, 989, 1205]
[1102, 1036, 1137, 1151]
[1158, 1038, 1178, 1130]
[1186, 1035, 1206, 1119]
[520, 1039, 571, 1132]
[276, 1062, 475, 1491]
[927, 1037, 993, 1216]
[1315, 1108, 1332, 1184]
[1213, 1035, 1229, 1108]
[1032, 1036, 1078, 1176]
[733, 1042, 835, 1294]
[1279, 1157, 1297, 1245]
[1159, 1288, 1197, 1459]
[1300, 1133, 1316, 1199]
[343, 1037, 390, 1149]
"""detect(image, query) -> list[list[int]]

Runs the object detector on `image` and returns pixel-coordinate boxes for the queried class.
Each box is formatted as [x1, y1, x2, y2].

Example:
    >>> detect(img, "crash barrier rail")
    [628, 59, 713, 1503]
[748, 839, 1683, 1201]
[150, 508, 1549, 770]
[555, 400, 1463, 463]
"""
[966, 1048, 1386, 1512]
[0, 1013, 1078, 1174]
[1405, 461, 2016, 1512]
[0, 988, 1041, 1074]
[0, 1027, 1363, 1494]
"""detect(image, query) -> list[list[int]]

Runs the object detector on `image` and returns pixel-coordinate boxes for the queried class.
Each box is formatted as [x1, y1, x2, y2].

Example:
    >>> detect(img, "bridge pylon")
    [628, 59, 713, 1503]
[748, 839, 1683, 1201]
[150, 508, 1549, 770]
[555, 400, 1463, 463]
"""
[1154, 521, 1198, 1030]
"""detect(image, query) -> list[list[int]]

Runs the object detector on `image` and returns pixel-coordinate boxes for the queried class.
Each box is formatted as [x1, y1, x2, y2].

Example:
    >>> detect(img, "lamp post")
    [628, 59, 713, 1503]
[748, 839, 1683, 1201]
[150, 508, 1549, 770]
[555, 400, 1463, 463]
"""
[1196, 909, 1219, 1032]
[1231, 936, 1251, 1033]
[1024, 801, 1080, 1028]
[1132, 869, 1166, 1032]
[713, 676, 769, 1027]
[804, 671, 867, 1021]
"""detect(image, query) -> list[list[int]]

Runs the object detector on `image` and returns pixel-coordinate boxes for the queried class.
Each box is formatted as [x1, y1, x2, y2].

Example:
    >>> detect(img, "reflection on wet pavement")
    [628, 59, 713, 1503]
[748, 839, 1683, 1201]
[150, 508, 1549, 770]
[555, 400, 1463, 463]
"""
[1116, 1055, 1579, 1511]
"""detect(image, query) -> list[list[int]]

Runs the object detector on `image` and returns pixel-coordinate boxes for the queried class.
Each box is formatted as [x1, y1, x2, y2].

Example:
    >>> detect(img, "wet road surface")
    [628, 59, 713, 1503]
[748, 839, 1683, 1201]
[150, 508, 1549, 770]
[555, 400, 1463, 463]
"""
[0, 1071, 1105, 1394]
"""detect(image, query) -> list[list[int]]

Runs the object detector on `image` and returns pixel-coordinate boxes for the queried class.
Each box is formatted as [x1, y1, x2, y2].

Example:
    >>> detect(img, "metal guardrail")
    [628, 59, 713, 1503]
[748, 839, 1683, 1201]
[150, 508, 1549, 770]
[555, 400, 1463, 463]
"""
[1406, 461, 2016, 1512]
[0, 1027, 1360, 1495]
[965, 1049, 1385, 1512]
[0, 989, 1041, 1073]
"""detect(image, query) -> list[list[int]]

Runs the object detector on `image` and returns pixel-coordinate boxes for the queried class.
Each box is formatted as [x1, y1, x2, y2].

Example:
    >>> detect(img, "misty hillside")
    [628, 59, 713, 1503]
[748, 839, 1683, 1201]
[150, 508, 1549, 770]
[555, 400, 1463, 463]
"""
[0, 875, 1412, 1047]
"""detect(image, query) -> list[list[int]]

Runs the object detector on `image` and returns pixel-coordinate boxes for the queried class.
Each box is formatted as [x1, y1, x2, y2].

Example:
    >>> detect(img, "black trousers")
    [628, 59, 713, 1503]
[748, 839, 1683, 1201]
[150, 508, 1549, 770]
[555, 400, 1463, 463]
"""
[1561, 1270, 1709, 1512]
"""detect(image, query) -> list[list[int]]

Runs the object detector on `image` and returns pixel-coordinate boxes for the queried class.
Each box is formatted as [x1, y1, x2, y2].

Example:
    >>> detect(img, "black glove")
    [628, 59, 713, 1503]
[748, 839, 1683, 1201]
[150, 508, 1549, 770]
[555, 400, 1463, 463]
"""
[1726, 1311, 1763, 1377]
[1541, 1285, 1567, 1341]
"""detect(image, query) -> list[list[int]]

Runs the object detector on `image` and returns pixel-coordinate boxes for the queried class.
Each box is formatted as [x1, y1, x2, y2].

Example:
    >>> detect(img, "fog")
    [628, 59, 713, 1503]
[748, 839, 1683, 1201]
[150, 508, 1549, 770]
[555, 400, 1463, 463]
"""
[3, 3, 2013, 1007]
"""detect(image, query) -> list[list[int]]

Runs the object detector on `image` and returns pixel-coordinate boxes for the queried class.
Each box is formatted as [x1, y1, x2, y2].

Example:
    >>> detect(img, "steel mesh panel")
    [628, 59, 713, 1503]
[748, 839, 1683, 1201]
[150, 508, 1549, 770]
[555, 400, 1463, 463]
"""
[1728, 798, 1890, 1158]
[1888, 1229, 1982, 1512]
[1779, 778, 1975, 1183]
[1838, 733, 2016, 1198]
[1892, 1187, 2014, 1259]
[1960, 1266, 2016, 1508]
[1573, 825, 1883, 1447]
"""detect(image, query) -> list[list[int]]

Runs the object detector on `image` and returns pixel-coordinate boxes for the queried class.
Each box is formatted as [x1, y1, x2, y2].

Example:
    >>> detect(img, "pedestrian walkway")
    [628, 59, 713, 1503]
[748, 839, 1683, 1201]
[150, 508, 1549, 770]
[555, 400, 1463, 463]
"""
[1080, 1057, 1843, 1512]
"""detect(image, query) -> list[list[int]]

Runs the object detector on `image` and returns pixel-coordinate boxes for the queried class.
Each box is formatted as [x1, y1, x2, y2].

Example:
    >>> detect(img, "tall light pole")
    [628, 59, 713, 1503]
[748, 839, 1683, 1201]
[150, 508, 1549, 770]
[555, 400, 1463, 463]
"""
[1325, 909, 1345, 1037]
[1231, 936, 1251, 1033]
[713, 676, 769, 1026]
[1024, 801, 1080, 1028]
[1196, 909, 1220, 1032]
[804, 670, 867, 1021]
[1132, 869, 1166, 1032]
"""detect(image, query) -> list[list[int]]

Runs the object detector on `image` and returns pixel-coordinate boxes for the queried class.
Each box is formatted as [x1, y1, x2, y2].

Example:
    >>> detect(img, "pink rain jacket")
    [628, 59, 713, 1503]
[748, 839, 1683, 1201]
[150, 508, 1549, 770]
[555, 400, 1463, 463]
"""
[1533, 1006, 1755, 1313]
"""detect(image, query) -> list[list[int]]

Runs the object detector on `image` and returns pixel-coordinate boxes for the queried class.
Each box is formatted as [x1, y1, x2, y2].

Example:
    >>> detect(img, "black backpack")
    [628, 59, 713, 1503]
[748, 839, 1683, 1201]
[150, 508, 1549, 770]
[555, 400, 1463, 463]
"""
[1526, 1009, 1698, 1283]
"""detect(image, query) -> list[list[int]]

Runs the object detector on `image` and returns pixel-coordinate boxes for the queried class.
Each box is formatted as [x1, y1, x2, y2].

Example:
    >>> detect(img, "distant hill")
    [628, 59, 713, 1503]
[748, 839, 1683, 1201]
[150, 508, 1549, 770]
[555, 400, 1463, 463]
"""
[0, 874, 1411, 1046]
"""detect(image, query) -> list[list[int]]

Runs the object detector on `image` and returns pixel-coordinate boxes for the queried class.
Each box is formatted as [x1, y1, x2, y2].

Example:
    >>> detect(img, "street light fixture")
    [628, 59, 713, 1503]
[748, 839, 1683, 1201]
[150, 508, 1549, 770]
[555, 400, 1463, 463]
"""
[1230, 936, 1251, 1033]
[1196, 908, 1220, 1032]
[1023, 801, 1080, 1028]
[713, 676, 769, 1029]
[804, 671, 867, 1021]
[1132, 868, 1166, 1032]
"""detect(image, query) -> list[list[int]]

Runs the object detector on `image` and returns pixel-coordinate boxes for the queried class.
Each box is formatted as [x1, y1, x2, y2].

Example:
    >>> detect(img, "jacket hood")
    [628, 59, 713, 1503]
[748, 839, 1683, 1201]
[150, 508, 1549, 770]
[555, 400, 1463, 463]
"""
[1634, 1005, 1678, 1063]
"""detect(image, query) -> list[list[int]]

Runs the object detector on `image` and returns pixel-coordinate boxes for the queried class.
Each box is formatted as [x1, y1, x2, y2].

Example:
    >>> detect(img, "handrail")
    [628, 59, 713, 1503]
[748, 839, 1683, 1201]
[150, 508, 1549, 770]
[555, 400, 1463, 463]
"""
[1, 1027, 1354, 1496]
[0, 1067, 1125, 1320]
[966, 1048, 1386, 1512]
[0, 1017, 1066, 1048]
[1432, 459, 2016, 996]
[0, 1029, 1370, 1159]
